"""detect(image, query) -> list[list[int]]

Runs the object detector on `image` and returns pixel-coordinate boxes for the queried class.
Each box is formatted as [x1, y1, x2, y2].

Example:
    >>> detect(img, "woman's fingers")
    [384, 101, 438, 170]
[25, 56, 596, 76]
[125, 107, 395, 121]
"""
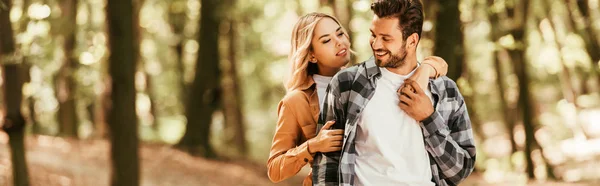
[323, 146, 343, 152]
[320, 120, 336, 131]
[327, 134, 343, 142]
[328, 129, 344, 135]
[332, 141, 342, 146]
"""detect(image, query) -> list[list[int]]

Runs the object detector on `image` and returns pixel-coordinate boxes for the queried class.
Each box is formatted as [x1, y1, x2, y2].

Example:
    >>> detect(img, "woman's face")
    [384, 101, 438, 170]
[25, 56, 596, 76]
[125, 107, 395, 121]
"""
[310, 17, 351, 75]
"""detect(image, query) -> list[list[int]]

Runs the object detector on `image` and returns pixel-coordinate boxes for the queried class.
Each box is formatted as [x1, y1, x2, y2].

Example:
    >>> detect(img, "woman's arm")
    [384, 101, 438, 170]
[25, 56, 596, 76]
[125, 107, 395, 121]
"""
[267, 100, 314, 183]
[409, 56, 448, 90]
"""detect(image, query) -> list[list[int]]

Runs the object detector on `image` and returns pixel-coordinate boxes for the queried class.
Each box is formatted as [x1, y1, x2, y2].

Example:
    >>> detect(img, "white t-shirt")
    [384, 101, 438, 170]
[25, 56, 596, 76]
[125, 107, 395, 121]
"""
[313, 74, 333, 110]
[353, 67, 435, 186]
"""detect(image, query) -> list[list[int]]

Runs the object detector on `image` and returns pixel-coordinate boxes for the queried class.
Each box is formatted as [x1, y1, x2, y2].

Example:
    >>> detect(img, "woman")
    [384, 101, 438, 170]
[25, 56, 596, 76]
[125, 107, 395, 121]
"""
[267, 12, 447, 185]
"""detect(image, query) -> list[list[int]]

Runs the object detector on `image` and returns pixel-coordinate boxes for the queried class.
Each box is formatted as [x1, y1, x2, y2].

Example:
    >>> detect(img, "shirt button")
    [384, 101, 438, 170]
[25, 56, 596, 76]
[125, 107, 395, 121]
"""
[304, 158, 308, 162]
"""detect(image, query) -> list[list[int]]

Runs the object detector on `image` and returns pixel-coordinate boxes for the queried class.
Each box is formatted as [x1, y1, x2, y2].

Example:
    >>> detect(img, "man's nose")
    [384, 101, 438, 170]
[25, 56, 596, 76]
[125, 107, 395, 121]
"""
[371, 37, 383, 49]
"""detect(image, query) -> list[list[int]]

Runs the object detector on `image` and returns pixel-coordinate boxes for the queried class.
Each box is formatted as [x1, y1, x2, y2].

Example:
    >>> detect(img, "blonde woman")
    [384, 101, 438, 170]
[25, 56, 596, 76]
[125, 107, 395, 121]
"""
[267, 12, 447, 185]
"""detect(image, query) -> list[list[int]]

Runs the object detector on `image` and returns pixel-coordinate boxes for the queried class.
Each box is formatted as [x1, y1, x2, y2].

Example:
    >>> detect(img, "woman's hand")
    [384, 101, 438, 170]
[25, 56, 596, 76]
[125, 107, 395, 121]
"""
[422, 56, 448, 78]
[308, 121, 343, 154]
[407, 56, 448, 91]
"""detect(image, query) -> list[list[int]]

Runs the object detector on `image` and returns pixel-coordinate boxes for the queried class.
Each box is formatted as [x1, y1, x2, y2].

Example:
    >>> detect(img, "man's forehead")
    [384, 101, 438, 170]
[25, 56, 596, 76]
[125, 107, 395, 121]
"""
[371, 16, 400, 32]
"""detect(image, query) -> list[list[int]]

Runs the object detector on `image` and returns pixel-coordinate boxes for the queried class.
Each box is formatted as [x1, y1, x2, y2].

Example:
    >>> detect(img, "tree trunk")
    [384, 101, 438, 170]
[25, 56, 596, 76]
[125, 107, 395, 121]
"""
[543, 0, 586, 140]
[177, 0, 222, 158]
[343, 0, 355, 64]
[505, 0, 539, 179]
[56, 0, 79, 137]
[106, 0, 140, 184]
[510, 30, 536, 179]
[94, 79, 109, 138]
[222, 17, 247, 156]
[144, 71, 159, 131]
[564, 0, 600, 93]
[434, 0, 464, 81]
[1, 0, 30, 184]
[488, 0, 518, 157]
[168, 0, 189, 106]
[494, 50, 518, 155]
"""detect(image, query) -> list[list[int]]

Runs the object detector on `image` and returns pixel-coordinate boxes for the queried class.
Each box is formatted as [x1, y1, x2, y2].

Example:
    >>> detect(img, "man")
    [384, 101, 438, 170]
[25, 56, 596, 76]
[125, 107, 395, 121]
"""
[311, 0, 476, 186]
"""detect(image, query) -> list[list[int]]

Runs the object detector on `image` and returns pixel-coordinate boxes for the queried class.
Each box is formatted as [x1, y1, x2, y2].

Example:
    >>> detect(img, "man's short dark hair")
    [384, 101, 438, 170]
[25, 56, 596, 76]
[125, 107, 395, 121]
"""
[371, 0, 424, 41]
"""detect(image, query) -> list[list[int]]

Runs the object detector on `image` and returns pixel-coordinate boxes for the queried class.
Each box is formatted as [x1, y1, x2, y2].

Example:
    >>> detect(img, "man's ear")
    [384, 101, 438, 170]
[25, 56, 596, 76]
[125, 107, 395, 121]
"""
[407, 33, 420, 48]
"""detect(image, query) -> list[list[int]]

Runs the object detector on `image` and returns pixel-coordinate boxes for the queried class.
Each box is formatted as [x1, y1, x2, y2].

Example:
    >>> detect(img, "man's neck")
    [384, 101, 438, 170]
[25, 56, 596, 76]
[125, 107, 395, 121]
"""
[385, 56, 418, 76]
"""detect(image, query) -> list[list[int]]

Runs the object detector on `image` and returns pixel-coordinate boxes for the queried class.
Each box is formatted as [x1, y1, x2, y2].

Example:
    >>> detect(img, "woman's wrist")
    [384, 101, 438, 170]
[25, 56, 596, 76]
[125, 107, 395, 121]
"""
[307, 139, 317, 154]
[422, 63, 438, 78]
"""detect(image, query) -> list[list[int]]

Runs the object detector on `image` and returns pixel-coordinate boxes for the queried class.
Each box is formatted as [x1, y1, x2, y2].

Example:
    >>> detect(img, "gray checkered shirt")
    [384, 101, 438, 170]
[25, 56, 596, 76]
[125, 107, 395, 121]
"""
[311, 57, 476, 186]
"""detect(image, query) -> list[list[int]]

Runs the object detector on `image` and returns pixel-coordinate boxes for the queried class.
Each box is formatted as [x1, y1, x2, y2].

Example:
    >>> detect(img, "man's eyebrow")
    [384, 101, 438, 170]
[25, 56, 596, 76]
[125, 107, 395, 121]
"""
[370, 30, 391, 37]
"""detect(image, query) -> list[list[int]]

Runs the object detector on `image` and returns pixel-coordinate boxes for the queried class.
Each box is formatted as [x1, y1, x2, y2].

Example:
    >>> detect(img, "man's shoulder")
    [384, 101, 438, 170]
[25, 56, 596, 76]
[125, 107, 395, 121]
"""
[431, 76, 462, 99]
[332, 58, 374, 83]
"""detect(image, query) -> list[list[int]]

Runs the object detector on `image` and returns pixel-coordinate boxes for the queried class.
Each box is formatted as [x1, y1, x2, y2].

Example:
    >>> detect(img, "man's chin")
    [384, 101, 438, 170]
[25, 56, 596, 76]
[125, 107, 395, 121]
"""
[375, 59, 388, 67]
[374, 56, 386, 66]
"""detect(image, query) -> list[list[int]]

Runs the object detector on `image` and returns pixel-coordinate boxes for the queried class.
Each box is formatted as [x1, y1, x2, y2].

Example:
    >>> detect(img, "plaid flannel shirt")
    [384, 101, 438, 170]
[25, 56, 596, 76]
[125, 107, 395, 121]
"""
[311, 57, 476, 186]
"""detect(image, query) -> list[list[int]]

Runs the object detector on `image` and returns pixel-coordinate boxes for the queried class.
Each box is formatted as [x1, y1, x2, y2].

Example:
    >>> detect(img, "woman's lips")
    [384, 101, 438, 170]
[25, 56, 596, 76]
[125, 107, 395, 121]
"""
[336, 48, 347, 56]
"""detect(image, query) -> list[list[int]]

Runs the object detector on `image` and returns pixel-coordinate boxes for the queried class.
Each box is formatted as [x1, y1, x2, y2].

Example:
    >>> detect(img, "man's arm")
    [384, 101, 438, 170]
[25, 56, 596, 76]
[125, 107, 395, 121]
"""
[312, 75, 345, 186]
[420, 83, 476, 185]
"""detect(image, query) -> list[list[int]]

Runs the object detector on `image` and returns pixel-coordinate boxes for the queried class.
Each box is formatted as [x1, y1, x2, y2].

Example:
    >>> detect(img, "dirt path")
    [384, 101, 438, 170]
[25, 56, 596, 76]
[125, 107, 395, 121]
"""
[0, 135, 596, 186]
[0, 135, 304, 186]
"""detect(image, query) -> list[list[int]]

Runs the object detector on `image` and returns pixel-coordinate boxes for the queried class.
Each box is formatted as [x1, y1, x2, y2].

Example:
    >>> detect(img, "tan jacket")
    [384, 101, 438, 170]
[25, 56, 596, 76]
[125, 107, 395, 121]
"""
[267, 77, 318, 186]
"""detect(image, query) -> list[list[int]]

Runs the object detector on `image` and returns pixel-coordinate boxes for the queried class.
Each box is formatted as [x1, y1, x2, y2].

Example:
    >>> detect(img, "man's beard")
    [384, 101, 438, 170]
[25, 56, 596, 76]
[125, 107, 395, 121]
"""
[374, 44, 407, 68]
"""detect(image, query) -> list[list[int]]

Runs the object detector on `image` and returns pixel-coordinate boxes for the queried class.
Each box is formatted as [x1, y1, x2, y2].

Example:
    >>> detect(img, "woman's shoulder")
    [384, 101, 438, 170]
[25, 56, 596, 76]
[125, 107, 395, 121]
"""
[280, 89, 311, 106]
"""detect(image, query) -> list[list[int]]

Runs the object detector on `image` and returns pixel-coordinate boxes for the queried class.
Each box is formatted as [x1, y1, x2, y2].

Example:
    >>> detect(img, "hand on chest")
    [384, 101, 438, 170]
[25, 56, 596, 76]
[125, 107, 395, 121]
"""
[362, 81, 420, 128]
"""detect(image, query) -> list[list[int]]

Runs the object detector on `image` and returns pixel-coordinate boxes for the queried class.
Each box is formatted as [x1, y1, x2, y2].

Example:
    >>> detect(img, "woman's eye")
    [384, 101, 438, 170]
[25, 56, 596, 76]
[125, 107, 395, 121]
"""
[323, 39, 331, 44]
[338, 32, 344, 36]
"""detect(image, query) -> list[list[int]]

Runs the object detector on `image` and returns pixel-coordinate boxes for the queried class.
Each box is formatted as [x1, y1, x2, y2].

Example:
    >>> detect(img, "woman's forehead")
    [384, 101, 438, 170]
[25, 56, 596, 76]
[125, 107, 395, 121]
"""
[313, 18, 340, 36]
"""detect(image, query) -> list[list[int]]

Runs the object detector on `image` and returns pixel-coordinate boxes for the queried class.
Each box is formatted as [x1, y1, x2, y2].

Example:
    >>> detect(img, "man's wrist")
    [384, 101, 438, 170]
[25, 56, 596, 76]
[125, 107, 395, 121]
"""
[419, 110, 435, 122]
[420, 110, 448, 138]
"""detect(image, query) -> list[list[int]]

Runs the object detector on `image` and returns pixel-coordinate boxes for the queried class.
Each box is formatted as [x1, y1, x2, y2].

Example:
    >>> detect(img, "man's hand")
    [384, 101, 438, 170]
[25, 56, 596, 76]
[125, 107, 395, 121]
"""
[398, 79, 434, 122]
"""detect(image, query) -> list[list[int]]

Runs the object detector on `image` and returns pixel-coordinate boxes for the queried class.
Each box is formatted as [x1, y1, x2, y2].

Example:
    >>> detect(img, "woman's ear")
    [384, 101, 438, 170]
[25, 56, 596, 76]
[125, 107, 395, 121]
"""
[309, 53, 317, 63]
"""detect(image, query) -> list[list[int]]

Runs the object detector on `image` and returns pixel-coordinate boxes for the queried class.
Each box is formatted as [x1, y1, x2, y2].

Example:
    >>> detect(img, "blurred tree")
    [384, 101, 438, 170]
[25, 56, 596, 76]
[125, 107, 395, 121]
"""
[1, 0, 30, 185]
[177, 0, 222, 158]
[15, 0, 42, 135]
[434, 0, 464, 81]
[168, 0, 189, 105]
[221, 1, 248, 156]
[56, 0, 79, 137]
[487, 0, 518, 160]
[106, 0, 140, 185]
[564, 0, 600, 93]
[542, 0, 582, 134]
[504, 0, 541, 179]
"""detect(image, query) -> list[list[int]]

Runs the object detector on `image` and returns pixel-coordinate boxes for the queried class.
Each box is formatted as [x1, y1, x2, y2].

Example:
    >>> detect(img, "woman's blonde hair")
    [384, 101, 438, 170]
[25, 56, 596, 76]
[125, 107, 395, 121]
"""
[285, 12, 350, 92]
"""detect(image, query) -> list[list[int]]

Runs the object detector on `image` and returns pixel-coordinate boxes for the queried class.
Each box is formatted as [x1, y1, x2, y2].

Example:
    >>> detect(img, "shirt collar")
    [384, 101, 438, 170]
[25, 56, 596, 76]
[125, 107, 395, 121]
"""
[297, 76, 316, 91]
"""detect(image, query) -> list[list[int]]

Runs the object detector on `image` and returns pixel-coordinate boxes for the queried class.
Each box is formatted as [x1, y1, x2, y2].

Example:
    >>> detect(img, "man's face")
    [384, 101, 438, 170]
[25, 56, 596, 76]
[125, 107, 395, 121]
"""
[370, 16, 407, 68]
